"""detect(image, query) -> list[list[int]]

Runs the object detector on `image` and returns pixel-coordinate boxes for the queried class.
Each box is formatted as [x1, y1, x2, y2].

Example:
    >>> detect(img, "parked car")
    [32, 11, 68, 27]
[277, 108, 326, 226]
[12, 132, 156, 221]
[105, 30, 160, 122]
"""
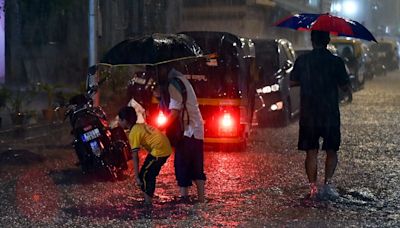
[294, 48, 312, 58]
[326, 45, 353, 103]
[253, 38, 299, 127]
[330, 38, 368, 91]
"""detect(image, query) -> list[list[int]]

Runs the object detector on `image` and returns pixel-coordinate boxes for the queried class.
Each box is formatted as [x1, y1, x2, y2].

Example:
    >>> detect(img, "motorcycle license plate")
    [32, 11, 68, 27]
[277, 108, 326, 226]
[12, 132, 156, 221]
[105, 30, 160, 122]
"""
[81, 128, 101, 142]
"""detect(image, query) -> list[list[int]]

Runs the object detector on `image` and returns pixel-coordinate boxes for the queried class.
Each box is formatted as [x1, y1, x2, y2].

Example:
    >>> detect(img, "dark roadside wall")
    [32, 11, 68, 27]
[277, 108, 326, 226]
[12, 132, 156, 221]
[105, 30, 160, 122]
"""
[5, 0, 179, 87]
[4, 0, 303, 88]
[5, 0, 87, 87]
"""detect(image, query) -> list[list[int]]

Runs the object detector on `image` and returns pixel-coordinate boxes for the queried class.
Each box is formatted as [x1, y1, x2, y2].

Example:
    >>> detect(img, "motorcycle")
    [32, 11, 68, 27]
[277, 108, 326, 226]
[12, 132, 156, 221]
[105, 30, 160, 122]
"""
[65, 68, 132, 181]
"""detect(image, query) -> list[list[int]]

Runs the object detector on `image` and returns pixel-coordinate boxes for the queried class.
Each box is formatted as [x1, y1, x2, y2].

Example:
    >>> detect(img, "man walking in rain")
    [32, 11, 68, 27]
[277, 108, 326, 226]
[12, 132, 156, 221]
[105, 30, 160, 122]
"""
[290, 30, 350, 200]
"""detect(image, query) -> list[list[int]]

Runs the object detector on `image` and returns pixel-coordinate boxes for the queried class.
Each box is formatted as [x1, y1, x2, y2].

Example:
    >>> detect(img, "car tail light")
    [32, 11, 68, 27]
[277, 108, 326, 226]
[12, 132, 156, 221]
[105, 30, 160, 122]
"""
[156, 111, 168, 127]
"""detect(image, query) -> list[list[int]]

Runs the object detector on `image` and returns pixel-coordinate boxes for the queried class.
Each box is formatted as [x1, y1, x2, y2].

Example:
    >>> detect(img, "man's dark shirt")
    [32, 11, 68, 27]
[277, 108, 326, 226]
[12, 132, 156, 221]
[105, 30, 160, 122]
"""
[290, 48, 349, 127]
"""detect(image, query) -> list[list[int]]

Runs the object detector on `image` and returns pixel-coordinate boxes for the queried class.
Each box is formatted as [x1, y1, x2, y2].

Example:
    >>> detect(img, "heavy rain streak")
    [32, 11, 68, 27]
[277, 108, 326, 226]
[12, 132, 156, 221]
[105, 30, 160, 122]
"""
[1, 0, 400, 227]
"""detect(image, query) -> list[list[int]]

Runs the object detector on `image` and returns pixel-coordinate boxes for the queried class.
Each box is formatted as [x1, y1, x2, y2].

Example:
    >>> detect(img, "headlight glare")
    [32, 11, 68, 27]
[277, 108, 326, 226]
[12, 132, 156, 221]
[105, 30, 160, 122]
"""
[262, 86, 272, 93]
[271, 84, 280, 92]
[257, 84, 280, 94]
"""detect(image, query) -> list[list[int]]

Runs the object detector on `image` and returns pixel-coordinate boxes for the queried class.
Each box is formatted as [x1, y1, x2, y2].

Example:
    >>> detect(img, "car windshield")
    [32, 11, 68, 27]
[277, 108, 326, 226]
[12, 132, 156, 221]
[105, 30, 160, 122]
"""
[254, 41, 279, 84]
[331, 43, 355, 58]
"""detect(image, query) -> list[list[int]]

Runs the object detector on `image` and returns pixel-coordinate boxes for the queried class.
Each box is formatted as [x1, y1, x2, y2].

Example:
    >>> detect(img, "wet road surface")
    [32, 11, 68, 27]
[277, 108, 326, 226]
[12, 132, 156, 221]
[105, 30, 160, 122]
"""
[1, 71, 400, 227]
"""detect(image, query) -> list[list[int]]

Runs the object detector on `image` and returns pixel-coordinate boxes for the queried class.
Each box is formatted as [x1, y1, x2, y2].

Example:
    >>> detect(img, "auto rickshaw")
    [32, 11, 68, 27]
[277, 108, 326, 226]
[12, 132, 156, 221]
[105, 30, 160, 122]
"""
[370, 40, 399, 74]
[330, 37, 369, 91]
[92, 32, 255, 150]
[178, 31, 257, 148]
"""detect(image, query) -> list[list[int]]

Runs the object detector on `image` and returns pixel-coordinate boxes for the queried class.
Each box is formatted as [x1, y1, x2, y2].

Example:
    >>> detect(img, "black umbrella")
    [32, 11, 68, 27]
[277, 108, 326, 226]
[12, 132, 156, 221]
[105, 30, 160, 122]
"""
[97, 33, 205, 115]
[101, 33, 203, 65]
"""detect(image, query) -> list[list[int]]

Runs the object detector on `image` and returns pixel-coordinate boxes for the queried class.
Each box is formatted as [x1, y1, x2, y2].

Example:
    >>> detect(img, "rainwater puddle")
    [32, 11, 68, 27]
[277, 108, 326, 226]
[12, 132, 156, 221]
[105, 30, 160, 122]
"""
[333, 187, 385, 211]
[0, 149, 45, 166]
[293, 187, 383, 211]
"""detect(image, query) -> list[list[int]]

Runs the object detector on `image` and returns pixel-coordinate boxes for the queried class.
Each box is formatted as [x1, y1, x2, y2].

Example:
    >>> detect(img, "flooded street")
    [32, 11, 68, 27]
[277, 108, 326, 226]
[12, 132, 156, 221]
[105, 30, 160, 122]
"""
[1, 71, 400, 227]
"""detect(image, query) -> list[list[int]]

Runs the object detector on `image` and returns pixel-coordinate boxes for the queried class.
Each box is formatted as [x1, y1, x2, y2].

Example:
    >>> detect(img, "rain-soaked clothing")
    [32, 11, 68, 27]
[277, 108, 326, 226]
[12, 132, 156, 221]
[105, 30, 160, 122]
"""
[167, 69, 206, 187]
[175, 136, 206, 187]
[128, 124, 172, 158]
[290, 48, 349, 151]
[138, 154, 169, 197]
[298, 125, 341, 151]
[168, 69, 204, 140]
[128, 123, 171, 197]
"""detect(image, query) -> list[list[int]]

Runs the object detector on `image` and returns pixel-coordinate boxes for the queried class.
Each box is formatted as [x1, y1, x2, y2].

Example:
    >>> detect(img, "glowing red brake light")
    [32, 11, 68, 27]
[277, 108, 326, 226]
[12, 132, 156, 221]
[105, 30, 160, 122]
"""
[220, 113, 233, 128]
[156, 111, 167, 127]
[217, 111, 238, 137]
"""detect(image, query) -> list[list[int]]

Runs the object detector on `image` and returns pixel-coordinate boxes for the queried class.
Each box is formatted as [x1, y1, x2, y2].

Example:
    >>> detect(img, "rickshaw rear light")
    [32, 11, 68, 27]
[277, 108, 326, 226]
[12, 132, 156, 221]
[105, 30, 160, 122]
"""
[218, 112, 237, 136]
[156, 111, 167, 127]
[220, 113, 233, 128]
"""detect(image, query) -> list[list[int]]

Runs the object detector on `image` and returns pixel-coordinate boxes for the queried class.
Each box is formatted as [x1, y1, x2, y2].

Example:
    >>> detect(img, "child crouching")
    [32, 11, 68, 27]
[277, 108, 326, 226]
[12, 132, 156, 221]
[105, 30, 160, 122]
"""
[118, 106, 172, 204]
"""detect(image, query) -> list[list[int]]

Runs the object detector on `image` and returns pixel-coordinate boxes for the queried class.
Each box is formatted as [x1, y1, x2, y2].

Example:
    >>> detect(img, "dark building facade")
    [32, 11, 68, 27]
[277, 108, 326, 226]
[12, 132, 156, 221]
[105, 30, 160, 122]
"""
[5, 0, 331, 86]
[5, 0, 179, 87]
[178, 0, 332, 47]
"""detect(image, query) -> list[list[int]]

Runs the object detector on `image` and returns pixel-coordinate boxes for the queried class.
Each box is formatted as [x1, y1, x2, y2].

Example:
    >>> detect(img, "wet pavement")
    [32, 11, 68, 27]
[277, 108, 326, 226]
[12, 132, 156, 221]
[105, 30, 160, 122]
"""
[1, 71, 400, 227]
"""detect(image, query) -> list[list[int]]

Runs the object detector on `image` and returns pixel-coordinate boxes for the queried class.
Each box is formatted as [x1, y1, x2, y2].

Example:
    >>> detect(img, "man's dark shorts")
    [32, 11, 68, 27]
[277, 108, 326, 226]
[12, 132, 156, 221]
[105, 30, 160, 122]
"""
[139, 154, 169, 197]
[298, 125, 341, 151]
[174, 136, 206, 187]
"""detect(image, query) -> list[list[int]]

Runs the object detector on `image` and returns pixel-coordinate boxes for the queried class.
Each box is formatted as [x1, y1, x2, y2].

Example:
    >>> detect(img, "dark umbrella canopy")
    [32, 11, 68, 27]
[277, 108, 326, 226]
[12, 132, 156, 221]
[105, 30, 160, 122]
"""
[275, 13, 377, 42]
[97, 33, 205, 116]
[101, 33, 203, 65]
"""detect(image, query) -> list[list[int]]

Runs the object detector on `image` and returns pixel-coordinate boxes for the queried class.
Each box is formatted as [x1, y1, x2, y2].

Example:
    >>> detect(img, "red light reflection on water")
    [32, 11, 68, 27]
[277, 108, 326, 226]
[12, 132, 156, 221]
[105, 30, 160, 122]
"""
[15, 168, 60, 222]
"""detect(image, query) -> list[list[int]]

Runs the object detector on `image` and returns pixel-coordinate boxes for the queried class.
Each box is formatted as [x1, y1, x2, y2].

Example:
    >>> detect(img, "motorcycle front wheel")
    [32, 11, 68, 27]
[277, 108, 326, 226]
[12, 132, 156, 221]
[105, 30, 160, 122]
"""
[92, 158, 118, 181]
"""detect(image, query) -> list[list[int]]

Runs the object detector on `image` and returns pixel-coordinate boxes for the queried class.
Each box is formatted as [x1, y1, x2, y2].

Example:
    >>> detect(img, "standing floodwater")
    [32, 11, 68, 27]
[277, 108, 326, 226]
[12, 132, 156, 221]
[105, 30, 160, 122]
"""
[0, 71, 400, 226]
